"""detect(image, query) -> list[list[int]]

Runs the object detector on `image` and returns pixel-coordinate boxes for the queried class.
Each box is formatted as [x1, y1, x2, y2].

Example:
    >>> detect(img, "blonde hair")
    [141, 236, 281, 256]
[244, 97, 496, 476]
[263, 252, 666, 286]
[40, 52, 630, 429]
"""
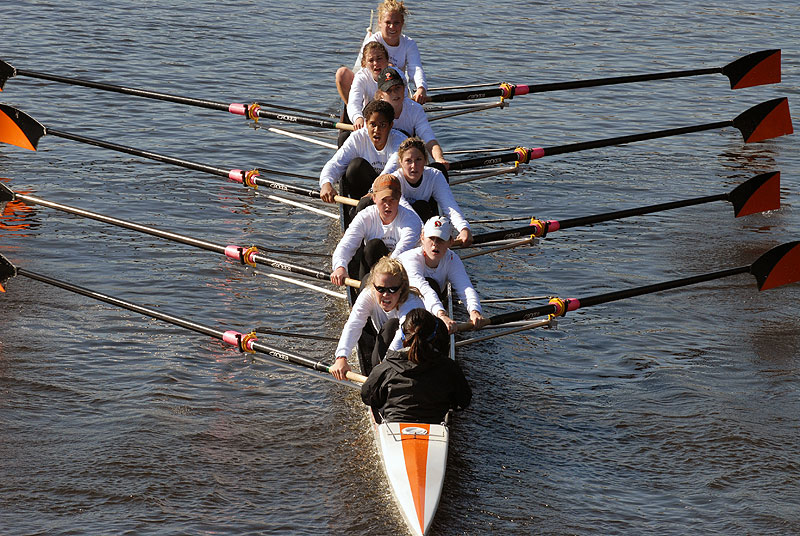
[397, 136, 428, 164]
[377, 0, 408, 23]
[366, 256, 420, 306]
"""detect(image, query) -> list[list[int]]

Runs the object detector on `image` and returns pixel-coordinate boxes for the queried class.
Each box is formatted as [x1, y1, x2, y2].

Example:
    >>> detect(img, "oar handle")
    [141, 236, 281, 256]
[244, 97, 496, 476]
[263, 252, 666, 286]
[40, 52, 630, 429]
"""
[345, 370, 368, 383]
[454, 321, 475, 332]
[344, 277, 362, 289]
[334, 195, 359, 207]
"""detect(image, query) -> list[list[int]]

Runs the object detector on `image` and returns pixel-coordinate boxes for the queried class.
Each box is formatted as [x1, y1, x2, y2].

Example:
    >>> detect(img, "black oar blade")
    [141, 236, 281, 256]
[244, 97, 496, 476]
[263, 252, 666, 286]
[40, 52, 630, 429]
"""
[732, 97, 793, 143]
[750, 241, 800, 291]
[0, 181, 14, 213]
[722, 49, 781, 89]
[0, 104, 46, 150]
[0, 253, 17, 292]
[0, 60, 16, 91]
[729, 171, 780, 217]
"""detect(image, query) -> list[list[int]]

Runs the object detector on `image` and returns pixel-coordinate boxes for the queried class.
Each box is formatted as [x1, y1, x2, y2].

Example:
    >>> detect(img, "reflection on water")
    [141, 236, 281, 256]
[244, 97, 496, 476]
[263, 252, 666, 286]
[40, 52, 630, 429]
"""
[1, 0, 799, 535]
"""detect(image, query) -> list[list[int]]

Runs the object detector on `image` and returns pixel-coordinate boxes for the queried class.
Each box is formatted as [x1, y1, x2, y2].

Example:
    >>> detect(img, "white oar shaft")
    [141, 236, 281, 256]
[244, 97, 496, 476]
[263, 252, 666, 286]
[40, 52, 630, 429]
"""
[266, 194, 338, 219]
[268, 127, 338, 150]
[253, 270, 347, 300]
[455, 317, 554, 347]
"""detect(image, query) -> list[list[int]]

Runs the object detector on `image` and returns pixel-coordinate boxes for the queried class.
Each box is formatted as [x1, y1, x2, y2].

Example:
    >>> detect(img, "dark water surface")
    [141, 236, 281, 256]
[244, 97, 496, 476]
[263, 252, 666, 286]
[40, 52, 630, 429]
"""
[1, 1, 799, 534]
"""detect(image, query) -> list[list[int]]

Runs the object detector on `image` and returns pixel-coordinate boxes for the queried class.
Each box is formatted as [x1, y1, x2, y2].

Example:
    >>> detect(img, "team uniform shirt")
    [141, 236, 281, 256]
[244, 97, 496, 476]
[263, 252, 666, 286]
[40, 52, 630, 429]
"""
[331, 204, 422, 272]
[356, 33, 427, 93]
[347, 68, 379, 124]
[397, 246, 482, 318]
[319, 128, 406, 188]
[392, 167, 471, 233]
[390, 98, 435, 142]
[336, 291, 425, 358]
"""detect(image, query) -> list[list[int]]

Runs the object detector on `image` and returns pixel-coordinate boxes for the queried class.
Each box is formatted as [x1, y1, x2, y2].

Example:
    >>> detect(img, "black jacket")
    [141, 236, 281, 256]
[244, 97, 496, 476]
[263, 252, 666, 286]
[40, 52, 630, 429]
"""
[360, 349, 472, 424]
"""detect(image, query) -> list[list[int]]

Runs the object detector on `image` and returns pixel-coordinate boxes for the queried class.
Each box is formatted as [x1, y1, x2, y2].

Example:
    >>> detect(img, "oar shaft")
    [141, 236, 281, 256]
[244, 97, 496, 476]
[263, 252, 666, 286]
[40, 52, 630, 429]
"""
[10, 191, 357, 288]
[46, 128, 352, 204]
[579, 266, 750, 308]
[556, 193, 727, 229]
[542, 120, 733, 157]
[489, 266, 750, 325]
[448, 120, 734, 171]
[15, 68, 231, 112]
[18, 267, 221, 338]
[523, 67, 721, 94]
[14, 267, 364, 383]
[428, 68, 722, 103]
[15, 193, 226, 254]
[15, 68, 350, 130]
[471, 193, 728, 245]
[47, 128, 230, 177]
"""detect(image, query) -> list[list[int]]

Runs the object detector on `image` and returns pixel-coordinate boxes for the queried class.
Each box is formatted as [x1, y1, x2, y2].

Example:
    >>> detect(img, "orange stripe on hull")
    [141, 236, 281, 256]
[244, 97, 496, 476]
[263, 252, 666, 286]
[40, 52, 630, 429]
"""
[400, 423, 431, 533]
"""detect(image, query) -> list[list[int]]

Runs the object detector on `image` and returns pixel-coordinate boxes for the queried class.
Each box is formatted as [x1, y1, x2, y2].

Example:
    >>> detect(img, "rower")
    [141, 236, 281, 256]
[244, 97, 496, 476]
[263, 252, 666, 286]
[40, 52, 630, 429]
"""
[347, 42, 390, 131]
[374, 67, 447, 169]
[397, 216, 487, 333]
[330, 174, 422, 285]
[360, 308, 472, 424]
[330, 257, 425, 380]
[320, 99, 405, 204]
[336, 0, 428, 105]
[393, 136, 472, 245]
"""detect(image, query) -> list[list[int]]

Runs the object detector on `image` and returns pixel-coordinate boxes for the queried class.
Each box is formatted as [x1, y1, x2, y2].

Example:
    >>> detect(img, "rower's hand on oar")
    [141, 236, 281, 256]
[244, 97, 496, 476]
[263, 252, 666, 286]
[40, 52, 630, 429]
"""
[320, 183, 337, 203]
[438, 312, 457, 334]
[412, 87, 428, 104]
[457, 228, 473, 247]
[469, 310, 489, 330]
[353, 117, 365, 130]
[330, 357, 352, 380]
[330, 266, 348, 286]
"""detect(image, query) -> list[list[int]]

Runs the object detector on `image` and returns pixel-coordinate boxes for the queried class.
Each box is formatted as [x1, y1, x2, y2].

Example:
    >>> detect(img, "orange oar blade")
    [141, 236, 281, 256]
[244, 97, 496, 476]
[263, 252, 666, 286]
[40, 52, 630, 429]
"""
[729, 171, 781, 217]
[751, 241, 800, 291]
[0, 103, 46, 150]
[733, 97, 793, 143]
[723, 49, 781, 89]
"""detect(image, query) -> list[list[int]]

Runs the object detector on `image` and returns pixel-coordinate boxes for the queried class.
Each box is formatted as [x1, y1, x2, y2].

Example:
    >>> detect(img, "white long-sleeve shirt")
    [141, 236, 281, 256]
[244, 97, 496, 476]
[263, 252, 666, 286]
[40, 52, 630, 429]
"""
[331, 204, 422, 271]
[347, 68, 379, 124]
[391, 98, 435, 142]
[319, 128, 406, 188]
[393, 167, 470, 233]
[336, 290, 425, 358]
[356, 33, 427, 93]
[397, 246, 482, 318]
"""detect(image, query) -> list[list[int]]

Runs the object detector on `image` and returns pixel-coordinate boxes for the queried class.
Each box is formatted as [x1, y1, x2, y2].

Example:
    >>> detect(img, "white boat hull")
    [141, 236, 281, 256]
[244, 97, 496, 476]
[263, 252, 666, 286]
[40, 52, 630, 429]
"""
[374, 419, 449, 536]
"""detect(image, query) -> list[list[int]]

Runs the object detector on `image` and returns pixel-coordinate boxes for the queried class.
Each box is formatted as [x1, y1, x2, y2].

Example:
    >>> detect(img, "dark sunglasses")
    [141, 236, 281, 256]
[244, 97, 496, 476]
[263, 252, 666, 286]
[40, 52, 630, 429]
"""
[373, 284, 401, 294]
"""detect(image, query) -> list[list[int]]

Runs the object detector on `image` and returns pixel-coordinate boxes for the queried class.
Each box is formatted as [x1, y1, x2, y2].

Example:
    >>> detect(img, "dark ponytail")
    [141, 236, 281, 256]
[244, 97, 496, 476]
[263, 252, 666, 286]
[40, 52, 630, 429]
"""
[402, 308, 449, 363]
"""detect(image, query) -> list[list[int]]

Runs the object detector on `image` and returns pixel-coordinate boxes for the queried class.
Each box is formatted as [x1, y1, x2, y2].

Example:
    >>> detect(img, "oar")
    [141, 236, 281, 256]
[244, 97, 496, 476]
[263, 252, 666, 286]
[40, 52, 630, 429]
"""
[458, 240, 800, 329]
[0, 254, 366, 385]
[469, 172, 780, 245]
[0, 104, 358, 207]
[0, 183, 362, 290]
[428, 49, 781, 103]
[447, 98, 792, 171]
[0, 60, 353, 131]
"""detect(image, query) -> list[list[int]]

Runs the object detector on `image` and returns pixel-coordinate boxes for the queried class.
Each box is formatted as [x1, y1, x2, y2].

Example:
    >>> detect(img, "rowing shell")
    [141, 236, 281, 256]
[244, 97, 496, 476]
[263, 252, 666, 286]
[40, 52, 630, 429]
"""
[340, 201, 456, 535]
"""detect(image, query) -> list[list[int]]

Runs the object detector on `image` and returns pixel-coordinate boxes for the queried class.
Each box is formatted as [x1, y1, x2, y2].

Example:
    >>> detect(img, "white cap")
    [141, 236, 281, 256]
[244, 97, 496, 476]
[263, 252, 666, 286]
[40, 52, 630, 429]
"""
[423, 216, 453, 240]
